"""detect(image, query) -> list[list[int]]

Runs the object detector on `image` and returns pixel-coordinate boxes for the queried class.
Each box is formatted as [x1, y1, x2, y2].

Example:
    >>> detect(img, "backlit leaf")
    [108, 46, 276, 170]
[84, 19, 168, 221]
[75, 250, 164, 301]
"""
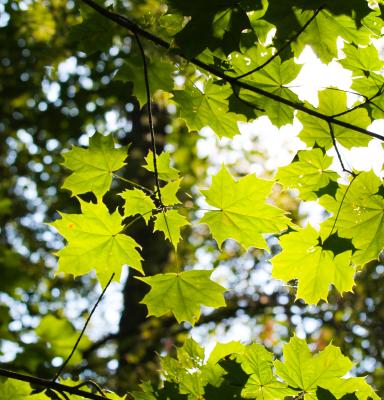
[153, 209, 189, 248]
[275, 336, 377, 400]
[138, 270, 227, 325]
[320, 171, 384, 265]
[161, 178, 182, 206]
[298, 90, 371, 149]
[200, 166, 290, 250]
[173, 81, 245, 138]
[143, 150, 180, 181]
[275, 148, 339, 200]
[62, 133, 128, 198]
[239, 344, 298, 399]
[120, 188, 156, 223]
[271, 225, 355, 304]
[50, 199, 143, 286]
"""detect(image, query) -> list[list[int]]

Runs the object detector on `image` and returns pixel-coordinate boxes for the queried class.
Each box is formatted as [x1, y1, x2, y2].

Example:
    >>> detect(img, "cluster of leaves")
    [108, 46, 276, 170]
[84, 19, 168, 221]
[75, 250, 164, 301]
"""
[2, 0, 384, 398]
[50, 134, 384, 320]
[1, 336, 379, 399]
[131, 337, 379, 400]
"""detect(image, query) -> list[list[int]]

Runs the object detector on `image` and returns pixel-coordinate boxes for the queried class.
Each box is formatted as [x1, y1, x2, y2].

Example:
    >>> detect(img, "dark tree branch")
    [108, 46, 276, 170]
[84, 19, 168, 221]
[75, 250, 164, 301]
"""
[52, 273, 115, 381]
[234, 7, 324, 80]
[80, 0, 384, 142]
[133, 33, 163, 206]
[327, 121, 353, 175]
[230, 83, 265, 112]
[0, 368, 110, 400]
[331, 84, 384, 118]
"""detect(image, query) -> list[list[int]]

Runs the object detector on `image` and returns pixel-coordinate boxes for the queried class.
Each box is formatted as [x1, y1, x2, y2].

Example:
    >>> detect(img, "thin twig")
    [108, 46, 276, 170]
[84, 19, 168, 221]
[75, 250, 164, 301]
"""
[133, 32, 163, 206]
[327, 121, 353, 175]
[331, 84, 384, 118]
[52, 273, 115, 381]
[112, 173, 154, 194]
[120, 208, 161, 233]
[0, 368, 108, 400]
[234, 7, 323, 80]
[328, 173, 359, 238]
[79, 0, 384, 142]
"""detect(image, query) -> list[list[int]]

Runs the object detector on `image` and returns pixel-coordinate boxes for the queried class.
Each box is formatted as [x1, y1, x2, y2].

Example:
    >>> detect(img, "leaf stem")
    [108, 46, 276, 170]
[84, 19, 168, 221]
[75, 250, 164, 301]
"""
[133, 32, 163, 206]
[52, 273, 115, 382]
[112, 173, 154, 194]
[234, 7, 323, 80]
[327, 121, 353, 175]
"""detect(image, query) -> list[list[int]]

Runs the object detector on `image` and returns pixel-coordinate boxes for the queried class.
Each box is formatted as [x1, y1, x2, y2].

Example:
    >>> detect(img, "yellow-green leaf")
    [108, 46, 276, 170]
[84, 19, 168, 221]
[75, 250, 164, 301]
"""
[275, 148, 338, 201]
[50, 199, 143, 286]
[138, 270, 227, 325]
[200, 166, 290, 250]
[297, 90, 371, 149]
[271, 225, 355, 304]
[62, 133, 128, 198]
[143, 150, 179, 181]
[153, 209, 189, 248]
[120, 188, 156, 223]
[320, 171, 384, 265]
[161, 178, 182, 206]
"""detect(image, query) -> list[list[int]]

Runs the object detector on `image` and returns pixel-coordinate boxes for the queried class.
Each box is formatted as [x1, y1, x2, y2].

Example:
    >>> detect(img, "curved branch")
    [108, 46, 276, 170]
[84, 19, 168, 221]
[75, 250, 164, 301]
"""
[327, 121, 353, 175]
[79, 0, 384, 142]
[234, 7, 324, 80]
[52, 273, 115, 381]
[133, 33, 163, 206]
[331, 84, 384, 118]
[0, 368, 109, 400]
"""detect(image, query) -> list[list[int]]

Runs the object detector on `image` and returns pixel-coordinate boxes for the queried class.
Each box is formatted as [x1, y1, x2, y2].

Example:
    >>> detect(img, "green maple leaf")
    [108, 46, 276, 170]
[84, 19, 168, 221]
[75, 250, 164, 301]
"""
[275, 336, 377, 400]
[120, 188, 156, 224]
[61, 133, 128, 198]
[292, 10, 369, 63]
[200, 166, 290, 250]
[50, 199, 143, 286]
[138, 270, 227, 325]
[351, 72, 384, 120]
[0, 379, 50, 399]
[115, 54, 174, 107]
[320, 171, 384, 265]
[323, 377, 380, 400]
[297, 90, 371, 149]
[264, 0, 371, 49]
[233, 55, 302, 127]
[271, 225, 355, 304]
[340, 43, 383, 74]
[0, 380, 31, 400]
[153, 209, 189, 248]
[173, 81, 245, 138]
[239, 344, 298, 399]
[161, 178, 182, 206]
[208, 341, 245, 364]
[143, 150, 180, 181]
[275, 149, 339, 200]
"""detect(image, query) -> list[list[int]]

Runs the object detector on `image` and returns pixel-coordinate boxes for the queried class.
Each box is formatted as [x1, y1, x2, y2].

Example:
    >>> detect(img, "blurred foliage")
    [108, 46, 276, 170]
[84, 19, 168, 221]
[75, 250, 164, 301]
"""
[0, 0, 383, 398]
